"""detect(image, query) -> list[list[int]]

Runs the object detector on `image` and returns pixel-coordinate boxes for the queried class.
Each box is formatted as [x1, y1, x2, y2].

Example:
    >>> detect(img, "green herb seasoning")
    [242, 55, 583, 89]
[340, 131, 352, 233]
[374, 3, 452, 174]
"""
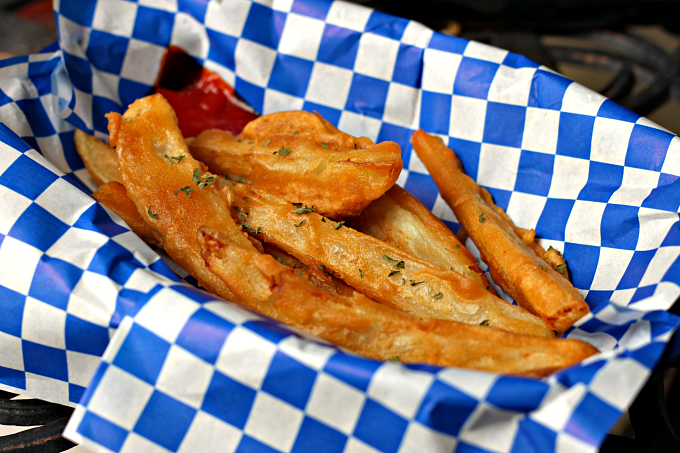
[480, 320, 490, 326]
[233, 206, 240, 213]
[291, 205, 314, 215]
[321, 142, 329, 148]
[432, 292, 443, 299]
[383, 255, 404, 268]
[319, 265, 331, 278]
[321, 217, 326, 222]
[539, 264, 547, 271]
[292, 130, 299, 135]
[455, 244, 460, 248]
[479, 213, 485, 223]
[556, 263, 567, 274]
[410, 280, 425, 286]
[294, 219, 306, 227]
[401, 278, 406, 285]
[359, 269, 364, 278]
[148, 207, 158, 219]
[297, 270, 304, 275]
[239, 214, 247, 222]
[174, 186, 193, 198]
[276, 257, 287, 265]
[548, 245, 562, 256]
[274, 146, 291, 156]
[334, 221, 345, 230]
[388, 270, 400, 277]
[262, 139, 270, 147]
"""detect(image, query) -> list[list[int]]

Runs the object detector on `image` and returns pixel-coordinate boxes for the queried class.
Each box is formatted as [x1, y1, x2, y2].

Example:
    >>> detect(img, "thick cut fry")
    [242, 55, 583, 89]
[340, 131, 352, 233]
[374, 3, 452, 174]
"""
[227, 183, 553, 337]
[411, 129, 589, 333]
[74, 129, 122, 185]
[199, 227, 598, 376]
[190, 110, 403, 218]
[107, 93, 256, 299]
[93, 182, 161, 247]
[346, 184, 494, 293]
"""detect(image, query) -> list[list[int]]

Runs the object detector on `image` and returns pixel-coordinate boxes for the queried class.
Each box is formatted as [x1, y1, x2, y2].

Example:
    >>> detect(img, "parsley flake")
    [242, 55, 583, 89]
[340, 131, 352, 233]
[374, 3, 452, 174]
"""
[239, 214, 247, 222]
[479, 213, 485, 223]
[383, 256, 404, 268]
[389, 356, 400, 362]
[292, 130, 299, 135]
[401, 278, 406, 285]
[262, 139, 270, 147]
[124, 117, 131, 122]
[410, 280, 425, 286]
[296, 270, 304, 275]
[455, 244, 460, 248]
[539, 264, 547, 271]
[294, 219, 306, 227]
[319, 265, 331, 278]
[480, 320, 490, 326]
[233, 206, 240, 213]
[334, 221, 345, 230]
[147, 207, 158, 219]
[321, 217, 326, 222]
[274, 146, 291, 156]
[388, 270, 400, 277]
[291, 205, 314, 215]
[321, 142, 329, 148]
[291, 202, 303, 208]
[360, 269, 364, 278]
[432, 292, 443, 299]
[174, 186, 193, 198]
[548, 245, 562, 256]
[556, 263, 567, 274]
[276, 257, 288, 265]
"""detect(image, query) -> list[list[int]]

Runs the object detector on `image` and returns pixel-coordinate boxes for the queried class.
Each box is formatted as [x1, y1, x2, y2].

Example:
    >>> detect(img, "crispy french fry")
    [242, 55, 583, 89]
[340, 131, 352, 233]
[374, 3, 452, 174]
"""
[411, 129, 589, 333]
[93, 181, 161, 247]
[227, 183, 553, 337]
[190, 111, 402, 218]
[74, 129, 121, 185]
[107, 93, 256, 299]
[199, 226, 598, 376]
[346, 184, 494, 294]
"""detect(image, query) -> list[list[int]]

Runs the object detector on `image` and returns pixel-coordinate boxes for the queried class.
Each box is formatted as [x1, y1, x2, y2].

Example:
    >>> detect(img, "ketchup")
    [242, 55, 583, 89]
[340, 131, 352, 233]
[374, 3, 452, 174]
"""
[154, 47, 259, 137]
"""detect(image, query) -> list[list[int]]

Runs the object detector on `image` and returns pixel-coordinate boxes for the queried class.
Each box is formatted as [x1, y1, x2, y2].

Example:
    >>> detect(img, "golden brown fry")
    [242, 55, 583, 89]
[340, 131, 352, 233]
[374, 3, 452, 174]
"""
[411, 129, 589, 333]
[228, 183, 553, 337]
[74, 129, 122, 186]
[93, 182, 161, 247]
[346, 184, 494, 294]
[190, 111, 402, 218]
[199, 226, 598, 376]
[261, 242, 356, 297]
[107, 93, 256, 299]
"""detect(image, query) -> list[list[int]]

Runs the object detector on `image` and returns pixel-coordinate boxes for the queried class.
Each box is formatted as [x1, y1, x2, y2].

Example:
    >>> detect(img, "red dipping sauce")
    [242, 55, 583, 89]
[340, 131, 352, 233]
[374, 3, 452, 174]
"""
[154, 47, 259, 137]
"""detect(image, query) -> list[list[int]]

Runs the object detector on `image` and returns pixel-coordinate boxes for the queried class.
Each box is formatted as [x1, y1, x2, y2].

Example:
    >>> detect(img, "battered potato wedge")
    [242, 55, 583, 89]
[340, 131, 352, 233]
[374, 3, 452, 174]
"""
[411, 129, 589, 334]
[228, 183, 553, 338]
[190, 110, 402, 218]
[346, 184, 494, 293]
[107, 93, 256, 299]
[199, 227, 598, 376]
[93, 181, 161, 247]
[74, 129, 121, 186]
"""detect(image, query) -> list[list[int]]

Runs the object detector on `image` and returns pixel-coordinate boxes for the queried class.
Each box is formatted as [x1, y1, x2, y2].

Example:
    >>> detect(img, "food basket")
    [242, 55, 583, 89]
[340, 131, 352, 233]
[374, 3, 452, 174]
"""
[0, 0, 679, 452]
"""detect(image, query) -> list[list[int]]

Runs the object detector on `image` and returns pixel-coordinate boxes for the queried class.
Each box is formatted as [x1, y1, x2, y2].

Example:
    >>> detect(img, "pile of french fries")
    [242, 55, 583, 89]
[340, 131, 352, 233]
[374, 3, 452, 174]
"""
[76, 93, 598, 377]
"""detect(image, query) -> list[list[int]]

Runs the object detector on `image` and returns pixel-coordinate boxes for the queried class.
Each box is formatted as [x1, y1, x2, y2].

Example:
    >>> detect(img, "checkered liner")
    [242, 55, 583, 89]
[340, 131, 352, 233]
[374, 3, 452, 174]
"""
[0, 0, 677, 452]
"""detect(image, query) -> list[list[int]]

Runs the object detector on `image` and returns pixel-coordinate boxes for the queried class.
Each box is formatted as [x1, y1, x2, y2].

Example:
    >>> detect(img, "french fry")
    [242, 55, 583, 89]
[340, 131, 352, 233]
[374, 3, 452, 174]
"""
[93, 181, 162, 247]
[107, 93, 256, 299]
[227, 183, 554, 338]
[411, 129, 589, 333]
[74, 129, 121, 185]
[346, 184, 494, 294]
[198, 226, 598, 376]
[190, 110, 402, 218]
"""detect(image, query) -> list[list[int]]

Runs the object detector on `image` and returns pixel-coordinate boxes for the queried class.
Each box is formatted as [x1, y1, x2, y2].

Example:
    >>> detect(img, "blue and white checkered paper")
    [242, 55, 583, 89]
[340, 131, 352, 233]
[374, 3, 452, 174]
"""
[0, 0, 678, 452]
